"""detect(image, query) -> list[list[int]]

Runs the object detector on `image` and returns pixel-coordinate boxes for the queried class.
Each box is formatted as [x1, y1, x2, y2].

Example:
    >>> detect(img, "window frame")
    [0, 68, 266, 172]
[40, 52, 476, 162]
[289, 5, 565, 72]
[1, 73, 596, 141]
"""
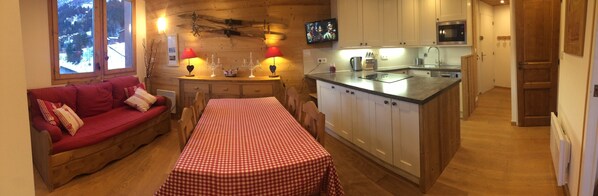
[48, 0, 137, 84]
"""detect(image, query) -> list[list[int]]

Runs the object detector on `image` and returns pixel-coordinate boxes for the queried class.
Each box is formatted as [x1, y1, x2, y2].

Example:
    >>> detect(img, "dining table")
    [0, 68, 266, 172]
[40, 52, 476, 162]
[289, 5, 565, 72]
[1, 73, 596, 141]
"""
[155, 97, 343, 195]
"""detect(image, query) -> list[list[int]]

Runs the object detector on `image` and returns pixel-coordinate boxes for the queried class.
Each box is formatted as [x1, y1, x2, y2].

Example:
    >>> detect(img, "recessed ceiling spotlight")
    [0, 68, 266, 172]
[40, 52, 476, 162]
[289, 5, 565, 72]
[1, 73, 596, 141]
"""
[500, 0, 505, 3]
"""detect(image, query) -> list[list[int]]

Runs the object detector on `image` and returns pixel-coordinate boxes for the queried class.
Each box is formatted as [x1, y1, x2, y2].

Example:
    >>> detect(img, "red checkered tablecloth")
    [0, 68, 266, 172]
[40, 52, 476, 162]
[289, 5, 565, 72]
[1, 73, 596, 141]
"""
[156, 97, 343, 196]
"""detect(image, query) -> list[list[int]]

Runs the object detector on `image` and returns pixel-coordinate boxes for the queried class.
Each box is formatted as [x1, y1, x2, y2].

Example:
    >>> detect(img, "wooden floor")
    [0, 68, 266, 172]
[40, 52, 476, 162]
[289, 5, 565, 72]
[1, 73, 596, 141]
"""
[34, 88, 565, 195]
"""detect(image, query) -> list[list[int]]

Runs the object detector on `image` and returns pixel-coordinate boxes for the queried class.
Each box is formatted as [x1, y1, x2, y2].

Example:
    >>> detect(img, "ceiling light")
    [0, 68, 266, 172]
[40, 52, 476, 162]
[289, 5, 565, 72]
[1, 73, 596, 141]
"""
[500, 0, 505, 4]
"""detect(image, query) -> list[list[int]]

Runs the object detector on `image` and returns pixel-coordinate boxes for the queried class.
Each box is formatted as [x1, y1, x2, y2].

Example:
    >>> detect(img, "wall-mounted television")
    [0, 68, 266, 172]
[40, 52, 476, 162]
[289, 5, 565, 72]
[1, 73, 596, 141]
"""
[305, 18, 338, 44]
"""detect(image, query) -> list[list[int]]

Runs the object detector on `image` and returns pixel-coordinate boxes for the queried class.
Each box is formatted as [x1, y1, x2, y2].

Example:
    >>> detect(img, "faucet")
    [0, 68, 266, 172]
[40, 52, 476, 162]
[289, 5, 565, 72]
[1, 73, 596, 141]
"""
[426, 46, 441, 65]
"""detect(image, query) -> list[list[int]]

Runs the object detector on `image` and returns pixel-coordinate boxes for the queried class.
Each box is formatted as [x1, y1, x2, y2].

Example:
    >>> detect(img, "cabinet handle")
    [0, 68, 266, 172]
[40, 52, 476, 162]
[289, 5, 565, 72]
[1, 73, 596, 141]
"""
[223, 88, 229, 91]
[254, 90, 261, 93]
[350, 91, 354, 95]
[346, 90, 349, 93]
[194, 87, 199, 90]
[360, 43, 363, 46]
[433, 41, 436, 44]
[384, 100, 389, 104]
[392, 102, 397, 106]
[331, 86, 335, 89]
[365, 43, 368, 46]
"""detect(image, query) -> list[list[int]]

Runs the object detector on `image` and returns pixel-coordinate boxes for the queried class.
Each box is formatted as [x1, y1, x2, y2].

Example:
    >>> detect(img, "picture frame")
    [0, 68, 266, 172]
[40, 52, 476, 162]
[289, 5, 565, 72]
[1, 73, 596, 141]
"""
[167, 34, 179, 66]
[563, 0, 587, 56]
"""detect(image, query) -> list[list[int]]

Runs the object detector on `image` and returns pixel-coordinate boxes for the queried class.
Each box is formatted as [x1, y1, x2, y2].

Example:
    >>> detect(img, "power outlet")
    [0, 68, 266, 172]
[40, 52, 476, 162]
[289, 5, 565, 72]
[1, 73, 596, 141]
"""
[317, 58, 328, 63]
[380, 55, 388, 60]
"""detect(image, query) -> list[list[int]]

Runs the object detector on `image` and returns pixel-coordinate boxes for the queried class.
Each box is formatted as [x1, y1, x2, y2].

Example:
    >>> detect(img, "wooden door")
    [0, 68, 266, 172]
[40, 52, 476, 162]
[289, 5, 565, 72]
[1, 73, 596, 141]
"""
[515, 0, 560, 126]
[478, 2, 495, 93]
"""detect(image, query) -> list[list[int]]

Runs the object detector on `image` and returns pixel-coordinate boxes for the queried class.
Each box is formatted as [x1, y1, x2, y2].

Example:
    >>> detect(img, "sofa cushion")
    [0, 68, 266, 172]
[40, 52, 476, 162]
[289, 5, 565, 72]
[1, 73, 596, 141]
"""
[51, 105, 167, 154]
[28, 86, 78, 118]
[124, 83, 146, 98]
[31, 116, 63, 142]
[124, 88, 157, 112]
[75, 82, 113, 117]
[53, 105, 84, 136]
[37, 99, 63, 126]
[105, 76, 140, 108]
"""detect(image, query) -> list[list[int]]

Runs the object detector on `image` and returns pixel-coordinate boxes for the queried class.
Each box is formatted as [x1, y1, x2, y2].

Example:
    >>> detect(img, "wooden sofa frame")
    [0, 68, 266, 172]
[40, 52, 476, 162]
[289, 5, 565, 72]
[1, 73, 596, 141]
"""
[30, 99, 172, 191]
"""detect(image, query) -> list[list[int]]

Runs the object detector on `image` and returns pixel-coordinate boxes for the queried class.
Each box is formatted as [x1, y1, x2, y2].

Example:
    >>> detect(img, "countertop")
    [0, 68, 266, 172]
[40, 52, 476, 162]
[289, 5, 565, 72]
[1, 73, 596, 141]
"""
[375, 64, 462, 72]
[306, 71, 461, 104]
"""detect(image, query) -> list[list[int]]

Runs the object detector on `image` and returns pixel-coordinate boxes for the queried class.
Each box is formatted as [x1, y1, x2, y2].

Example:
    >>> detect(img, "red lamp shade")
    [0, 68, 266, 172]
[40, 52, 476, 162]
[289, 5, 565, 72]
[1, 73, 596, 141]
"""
[264, 46, 283, 58]
[181, 48, 198, 59]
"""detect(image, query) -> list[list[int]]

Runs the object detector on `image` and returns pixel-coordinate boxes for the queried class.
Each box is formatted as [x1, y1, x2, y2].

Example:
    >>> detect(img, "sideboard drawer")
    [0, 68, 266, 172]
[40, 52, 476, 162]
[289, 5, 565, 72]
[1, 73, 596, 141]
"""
[183, 82, 209, 93]
[212, 84, 241, 95]
[242, 84, 273, 97]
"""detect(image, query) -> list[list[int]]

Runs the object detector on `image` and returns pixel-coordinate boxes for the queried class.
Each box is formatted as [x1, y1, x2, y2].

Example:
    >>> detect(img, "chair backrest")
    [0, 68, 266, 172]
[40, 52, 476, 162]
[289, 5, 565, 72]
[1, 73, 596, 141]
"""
[191, 91, 206, 125]
[301, 101, 325, 146]
[285, 87, 301, 121]
[178, 107, 195, 151]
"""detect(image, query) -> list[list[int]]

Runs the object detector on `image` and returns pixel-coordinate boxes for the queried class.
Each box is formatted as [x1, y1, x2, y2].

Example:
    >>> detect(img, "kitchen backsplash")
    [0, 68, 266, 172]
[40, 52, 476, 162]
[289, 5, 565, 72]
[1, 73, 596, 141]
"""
[303, 46, 472, 74]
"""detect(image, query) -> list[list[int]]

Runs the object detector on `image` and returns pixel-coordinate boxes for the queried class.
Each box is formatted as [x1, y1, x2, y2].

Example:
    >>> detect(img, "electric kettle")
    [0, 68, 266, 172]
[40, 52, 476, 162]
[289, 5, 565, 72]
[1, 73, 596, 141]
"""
[350, 56, 363, 71]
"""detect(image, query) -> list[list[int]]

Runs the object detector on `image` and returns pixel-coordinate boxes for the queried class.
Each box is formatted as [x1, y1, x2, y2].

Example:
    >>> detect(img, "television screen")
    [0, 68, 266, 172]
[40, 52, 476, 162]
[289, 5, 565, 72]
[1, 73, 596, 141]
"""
[305, 18, 338, 44]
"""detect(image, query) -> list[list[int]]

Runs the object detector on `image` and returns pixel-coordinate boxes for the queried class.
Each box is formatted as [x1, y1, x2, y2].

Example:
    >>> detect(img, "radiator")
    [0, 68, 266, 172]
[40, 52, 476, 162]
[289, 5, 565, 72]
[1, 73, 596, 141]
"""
[550, 112, 571, 186]
[157, 89, 176, 114]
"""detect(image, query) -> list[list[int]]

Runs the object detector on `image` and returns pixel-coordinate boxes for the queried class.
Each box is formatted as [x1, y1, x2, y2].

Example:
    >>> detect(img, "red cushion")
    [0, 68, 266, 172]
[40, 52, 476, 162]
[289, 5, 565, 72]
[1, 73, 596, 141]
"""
[75, 82, 113, 117]
[28, 86, 78, 118]
[51, 105, 167, 154]
[31, 116, 63, 142]
[105, 76, 140, 108]
[37, 99, 63, 126]
[154, 95, 167, 106]
[125, 83, 146, 98]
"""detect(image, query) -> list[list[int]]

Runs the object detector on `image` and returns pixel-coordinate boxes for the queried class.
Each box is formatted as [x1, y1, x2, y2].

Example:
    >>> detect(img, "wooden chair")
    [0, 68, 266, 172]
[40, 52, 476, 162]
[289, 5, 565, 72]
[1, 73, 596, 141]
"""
[301, 101, 325, 146]
[285, 87, 302, 121]
[191, 91, 206, 125]
[178, 107, 195, 151]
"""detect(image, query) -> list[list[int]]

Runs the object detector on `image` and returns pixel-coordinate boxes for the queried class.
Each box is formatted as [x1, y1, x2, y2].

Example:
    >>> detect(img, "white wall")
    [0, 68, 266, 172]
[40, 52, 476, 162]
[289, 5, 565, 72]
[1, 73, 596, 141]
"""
[557, 0, 596, 195]
[19, 0, 147, 89]
[0, 0, 35, 195]
[417, 47, 473, 66]
[493, 5, 511, 88]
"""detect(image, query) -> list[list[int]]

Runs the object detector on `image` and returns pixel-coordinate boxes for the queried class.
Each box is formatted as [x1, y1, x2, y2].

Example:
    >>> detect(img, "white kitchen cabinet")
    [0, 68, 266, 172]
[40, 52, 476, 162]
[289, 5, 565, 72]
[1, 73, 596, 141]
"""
[317, 81, 341, 133]
[400, 0, 419, 46]
[382, 0, 400, 46]
[419, 0, 437, 46]
[337, 0, 382, 48]
[392, 100, 420, 177]
[369, 94, 394, 164]
[437, 0, 467, 22]
[338, 86, 355, 141]
[351, 89, 372, 151]
[409, 70, 431, 77]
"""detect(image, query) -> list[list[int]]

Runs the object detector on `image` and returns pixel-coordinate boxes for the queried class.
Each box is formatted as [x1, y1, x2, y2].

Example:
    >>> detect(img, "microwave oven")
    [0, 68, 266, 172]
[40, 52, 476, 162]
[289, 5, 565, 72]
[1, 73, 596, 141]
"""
[437, 20, 466, 45]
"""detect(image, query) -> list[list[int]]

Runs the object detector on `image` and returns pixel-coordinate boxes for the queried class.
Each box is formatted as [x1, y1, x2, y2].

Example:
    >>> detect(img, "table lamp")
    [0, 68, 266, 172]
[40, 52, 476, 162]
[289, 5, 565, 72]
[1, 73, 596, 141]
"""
[181, 48, 198, 77]
[265, 46, 283, 78]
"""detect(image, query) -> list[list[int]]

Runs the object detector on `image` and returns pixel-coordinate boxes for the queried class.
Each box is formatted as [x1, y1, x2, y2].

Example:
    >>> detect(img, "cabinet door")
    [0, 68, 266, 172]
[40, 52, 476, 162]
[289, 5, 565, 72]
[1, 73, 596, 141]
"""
[419, 0, 437, 46]
[317, 81, 341, 132]
[362, 0, 383, 47]
[382, 0, 400, 46]
[351, 89, 371, 151]
[242, 84, 273, 98]
[409, 70, 431, 77]
[392, 100, 420, 177]
[338, 86, 354, 141]
[400, 0, 419, 46]
[337, 0, 363, 47]
[369, 94, 393, 164]
[437, 0, 466, 21]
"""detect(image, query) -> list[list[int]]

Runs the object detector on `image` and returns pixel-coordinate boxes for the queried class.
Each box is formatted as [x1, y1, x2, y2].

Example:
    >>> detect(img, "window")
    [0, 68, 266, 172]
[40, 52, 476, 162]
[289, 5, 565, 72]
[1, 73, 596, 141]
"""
[49, 0, 135, 83]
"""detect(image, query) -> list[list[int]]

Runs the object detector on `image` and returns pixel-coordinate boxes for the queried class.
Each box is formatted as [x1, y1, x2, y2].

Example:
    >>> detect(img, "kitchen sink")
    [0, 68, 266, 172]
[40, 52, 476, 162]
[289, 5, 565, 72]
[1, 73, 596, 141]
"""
[359, 72, 412, 83]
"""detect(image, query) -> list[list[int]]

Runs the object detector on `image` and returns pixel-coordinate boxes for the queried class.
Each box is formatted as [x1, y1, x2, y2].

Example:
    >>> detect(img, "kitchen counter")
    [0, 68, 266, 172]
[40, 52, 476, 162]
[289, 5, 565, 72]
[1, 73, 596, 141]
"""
[306, 71, 460, 104]
[375, 64, 462, 72]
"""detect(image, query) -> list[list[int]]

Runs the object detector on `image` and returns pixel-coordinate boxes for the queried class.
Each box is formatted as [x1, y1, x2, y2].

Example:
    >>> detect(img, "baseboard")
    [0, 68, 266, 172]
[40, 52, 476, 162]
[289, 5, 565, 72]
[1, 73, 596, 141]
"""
[511, 121, 517, 126]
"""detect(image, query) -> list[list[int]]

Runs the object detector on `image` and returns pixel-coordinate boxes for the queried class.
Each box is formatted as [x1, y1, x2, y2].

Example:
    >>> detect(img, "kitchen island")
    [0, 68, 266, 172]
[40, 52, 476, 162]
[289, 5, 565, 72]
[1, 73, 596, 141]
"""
[306, 71, 461, 193]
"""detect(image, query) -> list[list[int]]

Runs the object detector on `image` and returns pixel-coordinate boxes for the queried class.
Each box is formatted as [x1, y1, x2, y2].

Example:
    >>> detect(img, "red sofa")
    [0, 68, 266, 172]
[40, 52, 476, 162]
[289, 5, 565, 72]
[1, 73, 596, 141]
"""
[28, 76, 171, 190]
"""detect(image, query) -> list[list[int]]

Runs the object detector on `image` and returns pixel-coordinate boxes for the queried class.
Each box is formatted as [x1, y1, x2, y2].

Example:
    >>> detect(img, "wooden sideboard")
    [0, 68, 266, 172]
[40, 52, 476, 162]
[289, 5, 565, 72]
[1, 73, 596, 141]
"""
[178, 76, 283, 114]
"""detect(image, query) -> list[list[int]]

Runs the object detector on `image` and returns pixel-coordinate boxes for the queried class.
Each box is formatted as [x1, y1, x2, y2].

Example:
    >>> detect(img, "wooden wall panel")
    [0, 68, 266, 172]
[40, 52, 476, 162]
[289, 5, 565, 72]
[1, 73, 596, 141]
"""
[145, 0, 332, 104]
